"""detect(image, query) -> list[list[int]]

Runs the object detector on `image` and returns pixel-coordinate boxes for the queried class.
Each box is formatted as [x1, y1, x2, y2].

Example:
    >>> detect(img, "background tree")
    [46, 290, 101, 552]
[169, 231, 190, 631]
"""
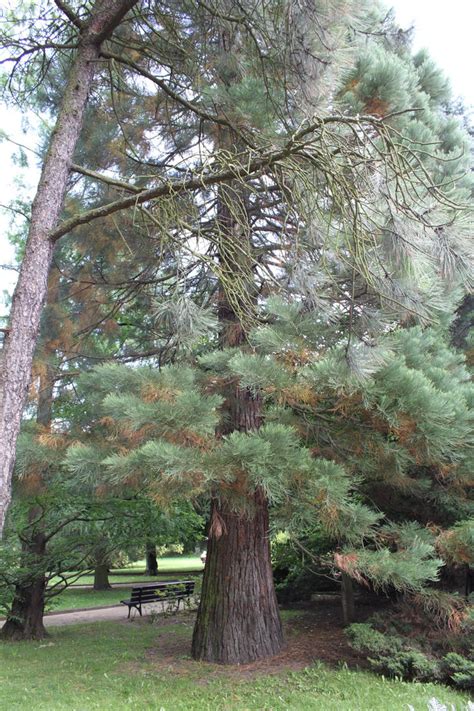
[0, 0, 139, 534]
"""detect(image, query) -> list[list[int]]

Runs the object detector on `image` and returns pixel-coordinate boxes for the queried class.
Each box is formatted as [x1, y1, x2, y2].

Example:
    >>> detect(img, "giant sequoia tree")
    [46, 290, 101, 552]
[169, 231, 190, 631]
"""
[2, 0, 472, 663]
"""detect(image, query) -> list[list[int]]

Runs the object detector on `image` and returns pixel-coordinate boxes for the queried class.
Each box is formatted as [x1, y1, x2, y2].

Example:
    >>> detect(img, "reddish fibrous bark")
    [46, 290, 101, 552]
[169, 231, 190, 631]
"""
[192, 489, 284, 664]
[191, 65, 284, 660]
[0, 0, 138, 536]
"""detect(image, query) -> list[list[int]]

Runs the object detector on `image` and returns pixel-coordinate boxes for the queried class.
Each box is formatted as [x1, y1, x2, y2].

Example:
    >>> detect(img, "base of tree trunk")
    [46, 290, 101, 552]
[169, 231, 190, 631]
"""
[191, 490, 284, 664]
[145, 545, 158, 576]
[93, 563, 111, 590]
[341, 573, 355, 625]
[0, 579, 48, 641]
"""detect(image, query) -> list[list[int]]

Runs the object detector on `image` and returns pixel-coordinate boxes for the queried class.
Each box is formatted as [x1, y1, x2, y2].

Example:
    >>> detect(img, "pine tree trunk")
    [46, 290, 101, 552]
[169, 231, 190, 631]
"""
[1, 354, 56, 641]
[0, 529, 47, 641]
[0, 0, 138, 537]
[145, 543, 158, 576]
[192, 491, 283, 664]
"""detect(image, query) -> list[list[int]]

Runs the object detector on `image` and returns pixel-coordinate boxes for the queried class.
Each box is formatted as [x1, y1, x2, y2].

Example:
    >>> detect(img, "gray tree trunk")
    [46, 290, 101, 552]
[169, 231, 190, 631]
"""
[145, 542, 159, 576]
[341, 572, 355, 625]
[93, 563, 112, 591]
[0, 0, 138, 536]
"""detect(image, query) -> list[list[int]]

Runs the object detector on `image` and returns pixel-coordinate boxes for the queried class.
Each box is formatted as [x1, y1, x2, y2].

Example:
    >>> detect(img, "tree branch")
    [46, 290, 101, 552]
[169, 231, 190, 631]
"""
[53, 0, 85, 30]
[71, 163, 142, 193]
[51, 144, 300, 241]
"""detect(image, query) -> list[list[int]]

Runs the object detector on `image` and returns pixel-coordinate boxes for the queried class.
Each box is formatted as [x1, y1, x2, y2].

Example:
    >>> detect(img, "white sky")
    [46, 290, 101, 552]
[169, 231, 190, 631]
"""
[0, 0, 473, 312]
[392, 0, 474, 104]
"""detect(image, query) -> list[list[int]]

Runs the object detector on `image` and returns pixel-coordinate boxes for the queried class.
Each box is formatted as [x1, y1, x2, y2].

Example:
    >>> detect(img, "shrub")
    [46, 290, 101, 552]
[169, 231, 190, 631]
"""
[347, 623, 439, 681]
[442, 653, 474, 690]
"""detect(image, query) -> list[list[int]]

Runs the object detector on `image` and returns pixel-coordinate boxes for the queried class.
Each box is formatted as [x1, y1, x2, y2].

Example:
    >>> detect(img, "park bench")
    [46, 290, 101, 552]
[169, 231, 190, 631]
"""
[121, 580, 195, 618]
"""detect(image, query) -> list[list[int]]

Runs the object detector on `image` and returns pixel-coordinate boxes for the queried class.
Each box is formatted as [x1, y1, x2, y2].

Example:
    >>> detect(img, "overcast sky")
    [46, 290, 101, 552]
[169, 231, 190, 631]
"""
[0, 1, 472, 306]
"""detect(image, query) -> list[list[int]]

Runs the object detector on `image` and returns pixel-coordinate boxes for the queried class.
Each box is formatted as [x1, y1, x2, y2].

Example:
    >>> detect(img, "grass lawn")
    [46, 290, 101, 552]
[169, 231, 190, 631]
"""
[113, 556, 204, 576]
[0, 558, 203, 616]
[50, 556, 204, 588]
[49, 576, 202, 612]
[48, 587, 132, 612]
[0, 617, 471, 711]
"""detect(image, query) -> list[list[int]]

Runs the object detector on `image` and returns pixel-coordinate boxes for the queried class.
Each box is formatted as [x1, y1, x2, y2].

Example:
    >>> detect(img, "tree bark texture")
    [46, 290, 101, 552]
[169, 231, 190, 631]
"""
[0, 0, 138, 537]
[0, 527, 48, 641]
[93, 563, 111, 591]
[192, 490, 283, 664]
[341, 572, 355, 625]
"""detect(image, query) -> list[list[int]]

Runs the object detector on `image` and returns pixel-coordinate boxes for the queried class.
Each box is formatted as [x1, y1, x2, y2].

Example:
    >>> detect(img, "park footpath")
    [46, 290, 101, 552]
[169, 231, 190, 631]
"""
[0, 584, 170, 628]
[0, 603, 168, 628]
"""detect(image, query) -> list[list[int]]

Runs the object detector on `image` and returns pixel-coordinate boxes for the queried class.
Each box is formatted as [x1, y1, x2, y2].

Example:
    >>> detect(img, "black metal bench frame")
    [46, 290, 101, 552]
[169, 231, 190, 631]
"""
[121, 580, 195, 618]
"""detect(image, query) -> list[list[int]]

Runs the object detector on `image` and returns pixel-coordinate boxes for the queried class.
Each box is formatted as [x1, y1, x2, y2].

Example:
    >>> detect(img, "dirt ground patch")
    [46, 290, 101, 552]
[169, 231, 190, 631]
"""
[129, 598, 372, 681]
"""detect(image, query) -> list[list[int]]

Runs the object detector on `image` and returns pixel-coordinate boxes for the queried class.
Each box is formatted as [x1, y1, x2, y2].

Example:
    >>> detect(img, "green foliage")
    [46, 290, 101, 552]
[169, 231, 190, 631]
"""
[347, 623, 440, 682]
[271, 530, 338, 603]
[340, 540, 441, 593]
[347, 615, 474, 690]
[442, 653, 474, 689]
[438, 520, 474, 566]
[64, 304, 473, 602]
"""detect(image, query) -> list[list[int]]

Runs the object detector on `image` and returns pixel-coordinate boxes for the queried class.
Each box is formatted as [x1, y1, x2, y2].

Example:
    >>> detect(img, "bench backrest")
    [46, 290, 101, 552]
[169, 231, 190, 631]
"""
[129, 580, 195, 604]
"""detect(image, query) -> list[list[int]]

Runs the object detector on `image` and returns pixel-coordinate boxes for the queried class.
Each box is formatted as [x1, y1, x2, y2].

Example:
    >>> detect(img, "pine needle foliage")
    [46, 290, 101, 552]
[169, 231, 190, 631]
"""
[66, 296, 472, 596]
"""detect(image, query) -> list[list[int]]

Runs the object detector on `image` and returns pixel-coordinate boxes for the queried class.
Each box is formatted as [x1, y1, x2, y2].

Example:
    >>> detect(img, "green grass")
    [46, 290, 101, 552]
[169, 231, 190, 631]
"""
[48, 587, 131, 612]
[0, 619, 471, 711]
[49, 576, 201, 612]
[50, 556, 204, 588]
[114, 556, 204, 575]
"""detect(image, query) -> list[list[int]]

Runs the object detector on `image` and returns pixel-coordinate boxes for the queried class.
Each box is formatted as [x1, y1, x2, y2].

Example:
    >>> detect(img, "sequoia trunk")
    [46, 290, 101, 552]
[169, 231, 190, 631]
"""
[192, 491, 283, 664]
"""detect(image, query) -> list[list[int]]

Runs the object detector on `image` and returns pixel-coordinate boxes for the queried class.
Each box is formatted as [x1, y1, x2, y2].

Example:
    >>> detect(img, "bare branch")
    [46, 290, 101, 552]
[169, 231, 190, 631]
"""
[53, 0, 84, 31]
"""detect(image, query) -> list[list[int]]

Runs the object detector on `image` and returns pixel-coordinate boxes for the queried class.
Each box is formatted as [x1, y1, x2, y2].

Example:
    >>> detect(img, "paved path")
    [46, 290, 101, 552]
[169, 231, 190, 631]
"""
[0, 602, 168, 629]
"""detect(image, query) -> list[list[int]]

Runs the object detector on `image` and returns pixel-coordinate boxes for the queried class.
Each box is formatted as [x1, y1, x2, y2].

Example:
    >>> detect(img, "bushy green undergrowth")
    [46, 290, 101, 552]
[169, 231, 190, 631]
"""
[0, 619, 471, 710]
[347, 619, 474, 690]
[272, 531, 337, 603]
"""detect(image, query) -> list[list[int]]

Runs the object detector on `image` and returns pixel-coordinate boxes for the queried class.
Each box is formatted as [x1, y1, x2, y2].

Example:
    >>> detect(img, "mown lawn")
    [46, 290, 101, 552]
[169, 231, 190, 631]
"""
[49, 577, 202, 612]
[0, 557, 203, 616]
[0, 618, 471, 711]
[49, 587, 132, 611]
[49, 556, 204, 588]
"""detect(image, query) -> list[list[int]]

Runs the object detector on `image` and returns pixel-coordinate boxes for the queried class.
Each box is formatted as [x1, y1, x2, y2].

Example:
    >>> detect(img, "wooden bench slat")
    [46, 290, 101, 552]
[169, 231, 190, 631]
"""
[120, 580, 195, 618]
